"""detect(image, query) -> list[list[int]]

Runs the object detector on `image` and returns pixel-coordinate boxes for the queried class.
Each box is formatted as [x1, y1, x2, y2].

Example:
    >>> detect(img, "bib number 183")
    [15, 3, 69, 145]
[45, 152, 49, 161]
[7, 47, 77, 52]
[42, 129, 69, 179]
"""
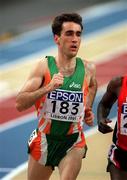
[51, 101, 79, 115]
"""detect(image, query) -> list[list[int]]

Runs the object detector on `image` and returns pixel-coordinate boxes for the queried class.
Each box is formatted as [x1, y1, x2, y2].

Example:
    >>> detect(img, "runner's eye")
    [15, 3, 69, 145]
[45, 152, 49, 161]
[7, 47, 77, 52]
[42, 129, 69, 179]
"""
[65, 31, 73, 36]
[65, 31, 82, 37]
[76, 31, 81, 37]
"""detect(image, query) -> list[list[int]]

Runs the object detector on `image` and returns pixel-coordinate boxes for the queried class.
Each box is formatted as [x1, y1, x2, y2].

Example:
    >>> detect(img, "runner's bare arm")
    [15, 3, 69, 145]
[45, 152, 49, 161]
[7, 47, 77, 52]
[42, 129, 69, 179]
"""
[86, 62, 97, 108]
[97, 77, 122, 133]
[16, 59, 64, 111]
[83, 61, 97, 126]
[83, 60, 97, 108]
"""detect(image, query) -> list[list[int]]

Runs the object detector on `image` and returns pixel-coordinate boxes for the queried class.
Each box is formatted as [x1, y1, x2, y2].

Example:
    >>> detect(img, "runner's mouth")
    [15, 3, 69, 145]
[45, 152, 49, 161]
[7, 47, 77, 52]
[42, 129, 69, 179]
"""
[70, 45, 77, 50]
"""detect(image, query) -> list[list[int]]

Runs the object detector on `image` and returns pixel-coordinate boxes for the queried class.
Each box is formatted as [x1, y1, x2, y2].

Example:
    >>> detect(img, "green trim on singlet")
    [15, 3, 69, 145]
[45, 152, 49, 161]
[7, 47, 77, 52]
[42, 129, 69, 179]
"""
[47, 56, 85, 135]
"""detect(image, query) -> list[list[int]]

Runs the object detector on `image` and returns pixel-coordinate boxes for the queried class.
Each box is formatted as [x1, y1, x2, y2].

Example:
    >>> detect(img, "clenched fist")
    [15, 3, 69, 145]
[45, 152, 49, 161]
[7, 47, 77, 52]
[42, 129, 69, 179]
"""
[49, 72, 64, 91]
[98, 119, 113, 134]
[84, 107, 94, 126]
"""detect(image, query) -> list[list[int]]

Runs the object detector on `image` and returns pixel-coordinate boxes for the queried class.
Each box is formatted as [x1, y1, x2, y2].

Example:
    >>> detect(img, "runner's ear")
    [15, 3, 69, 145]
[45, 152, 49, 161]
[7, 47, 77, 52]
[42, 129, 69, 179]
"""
[54, 34, 60, 45]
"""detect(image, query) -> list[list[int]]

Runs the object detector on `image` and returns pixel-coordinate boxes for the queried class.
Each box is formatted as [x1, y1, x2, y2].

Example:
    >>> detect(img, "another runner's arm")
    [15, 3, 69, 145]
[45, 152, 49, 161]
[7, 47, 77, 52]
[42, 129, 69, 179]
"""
[16, 59, 64, 111]
[97, 77, 122, 133]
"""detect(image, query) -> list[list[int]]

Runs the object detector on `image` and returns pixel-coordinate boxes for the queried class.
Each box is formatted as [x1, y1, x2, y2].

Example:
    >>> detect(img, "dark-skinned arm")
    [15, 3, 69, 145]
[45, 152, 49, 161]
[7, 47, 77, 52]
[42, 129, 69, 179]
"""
[97, 77, 122, 134]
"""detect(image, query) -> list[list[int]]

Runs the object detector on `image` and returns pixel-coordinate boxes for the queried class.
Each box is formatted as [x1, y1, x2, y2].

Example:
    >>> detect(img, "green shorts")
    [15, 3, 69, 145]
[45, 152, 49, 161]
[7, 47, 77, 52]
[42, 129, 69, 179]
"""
[28, 130, 87, 169]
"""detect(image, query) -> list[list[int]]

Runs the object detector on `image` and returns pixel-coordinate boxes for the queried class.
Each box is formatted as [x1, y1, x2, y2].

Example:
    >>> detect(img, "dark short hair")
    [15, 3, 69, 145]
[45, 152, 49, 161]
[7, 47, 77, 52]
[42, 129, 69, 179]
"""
[52, 13, 83, 36]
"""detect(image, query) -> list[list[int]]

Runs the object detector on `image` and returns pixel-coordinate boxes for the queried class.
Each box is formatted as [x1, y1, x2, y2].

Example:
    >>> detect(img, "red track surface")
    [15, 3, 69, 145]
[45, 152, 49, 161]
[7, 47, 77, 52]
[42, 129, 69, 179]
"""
[0, 52, 126, 124]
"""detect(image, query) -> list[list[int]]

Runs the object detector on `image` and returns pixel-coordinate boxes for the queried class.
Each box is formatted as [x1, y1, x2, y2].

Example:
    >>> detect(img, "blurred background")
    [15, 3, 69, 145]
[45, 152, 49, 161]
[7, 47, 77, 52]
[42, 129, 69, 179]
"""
[0, 0, 120, 40]
[0, 0, 127, 179]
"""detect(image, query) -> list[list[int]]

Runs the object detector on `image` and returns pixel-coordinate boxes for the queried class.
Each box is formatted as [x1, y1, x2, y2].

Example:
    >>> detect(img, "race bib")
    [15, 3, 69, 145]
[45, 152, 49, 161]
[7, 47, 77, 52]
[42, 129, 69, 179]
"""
[43, 89, 84, 122]
[120, 103, 127, 135]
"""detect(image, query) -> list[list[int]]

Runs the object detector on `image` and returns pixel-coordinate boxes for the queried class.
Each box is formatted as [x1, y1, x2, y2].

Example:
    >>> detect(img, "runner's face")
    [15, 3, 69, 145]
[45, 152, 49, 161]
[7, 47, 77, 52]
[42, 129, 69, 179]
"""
[55, 22, 82, 58]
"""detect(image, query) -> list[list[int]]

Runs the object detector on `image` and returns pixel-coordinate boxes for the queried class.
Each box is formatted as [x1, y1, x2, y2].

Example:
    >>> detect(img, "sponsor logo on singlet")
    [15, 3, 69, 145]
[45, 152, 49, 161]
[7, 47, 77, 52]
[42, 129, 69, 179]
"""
[69, 82, 81, 89]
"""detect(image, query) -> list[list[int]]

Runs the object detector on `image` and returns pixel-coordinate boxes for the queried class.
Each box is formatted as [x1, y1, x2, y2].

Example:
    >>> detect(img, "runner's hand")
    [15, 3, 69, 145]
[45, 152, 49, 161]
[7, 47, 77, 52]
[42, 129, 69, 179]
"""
[98, 119, 113, 134]
[84, 107, 94, 126]
[49, 72, 64, 91]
